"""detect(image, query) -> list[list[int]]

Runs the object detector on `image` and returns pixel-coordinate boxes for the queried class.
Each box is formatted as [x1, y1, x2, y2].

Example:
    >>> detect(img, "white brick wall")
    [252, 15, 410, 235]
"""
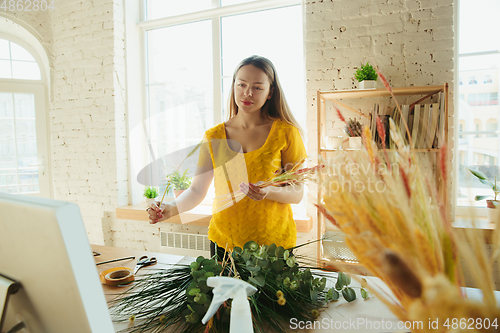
[0, 7, 52, 54]
[50, 0, 128, 244]
[1, 0, 128, 244]
[102, 211, 210, 255]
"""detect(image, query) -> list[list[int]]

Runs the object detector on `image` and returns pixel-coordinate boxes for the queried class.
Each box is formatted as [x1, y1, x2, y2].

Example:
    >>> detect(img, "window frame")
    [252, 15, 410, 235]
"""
[126, 0, 303, 205]
[0, 82, 49, 195]
[0, 33, 51, 197]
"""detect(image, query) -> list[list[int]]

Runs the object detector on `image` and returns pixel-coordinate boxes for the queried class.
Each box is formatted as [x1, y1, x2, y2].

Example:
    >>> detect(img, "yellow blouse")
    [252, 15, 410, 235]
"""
[202, 119, 307, 250]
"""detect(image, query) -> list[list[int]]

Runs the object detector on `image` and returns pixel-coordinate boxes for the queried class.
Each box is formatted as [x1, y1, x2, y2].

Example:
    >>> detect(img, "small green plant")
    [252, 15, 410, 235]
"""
[167, 169, 192, 190]
[354, 62, 378, 82]
[468, 169, 499, 202]
[345, 118, 363, 137]
[143, 186, 159, 199]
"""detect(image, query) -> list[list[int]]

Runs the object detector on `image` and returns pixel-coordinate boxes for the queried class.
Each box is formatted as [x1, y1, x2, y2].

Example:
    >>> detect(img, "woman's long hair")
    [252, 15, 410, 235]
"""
[226, 55, 303, 134]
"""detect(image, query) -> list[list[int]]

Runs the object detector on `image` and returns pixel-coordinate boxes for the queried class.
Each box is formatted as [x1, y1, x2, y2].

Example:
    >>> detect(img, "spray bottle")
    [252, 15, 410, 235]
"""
[201, 276, 257, 333]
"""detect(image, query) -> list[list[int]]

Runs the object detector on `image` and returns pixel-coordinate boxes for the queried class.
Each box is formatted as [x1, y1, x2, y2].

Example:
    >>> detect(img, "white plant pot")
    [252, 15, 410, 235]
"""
[349, 137, 362, 149]
[359, 80, 376, 89]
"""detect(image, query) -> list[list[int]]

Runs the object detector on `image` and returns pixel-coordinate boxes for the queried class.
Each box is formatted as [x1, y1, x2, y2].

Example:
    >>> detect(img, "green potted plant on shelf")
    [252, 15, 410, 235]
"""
[468, 168, 500, 223]
[143, 186, 159, 206]
[345, 118, 363, 149]
[354, 62, 378, 90]
[167, 168, 193, 198]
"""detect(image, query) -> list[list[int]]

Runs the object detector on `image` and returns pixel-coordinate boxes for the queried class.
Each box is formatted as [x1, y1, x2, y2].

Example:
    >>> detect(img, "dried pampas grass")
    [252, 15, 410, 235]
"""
[317, 88, 500, 332]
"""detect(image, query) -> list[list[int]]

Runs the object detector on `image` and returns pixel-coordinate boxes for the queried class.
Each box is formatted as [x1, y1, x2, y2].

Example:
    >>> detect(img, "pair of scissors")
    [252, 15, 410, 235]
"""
[134, 256, 157, 275]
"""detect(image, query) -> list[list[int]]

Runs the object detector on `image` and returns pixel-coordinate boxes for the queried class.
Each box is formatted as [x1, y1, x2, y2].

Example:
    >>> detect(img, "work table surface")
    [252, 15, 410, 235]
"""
[92, 245, 500, 333]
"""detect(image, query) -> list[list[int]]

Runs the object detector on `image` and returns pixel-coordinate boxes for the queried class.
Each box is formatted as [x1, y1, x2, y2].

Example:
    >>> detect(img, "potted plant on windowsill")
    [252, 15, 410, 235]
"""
[167, 169, 193, 198]
[354, 62, 378, 90]
[144, 186, 159, 206]
[345, 118, 363, 149]
[468, 169, 500, 223]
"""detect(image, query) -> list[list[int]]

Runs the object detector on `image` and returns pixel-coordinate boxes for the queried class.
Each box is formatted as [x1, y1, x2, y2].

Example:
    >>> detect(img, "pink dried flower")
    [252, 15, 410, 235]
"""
[336, 107, 347, 123]
[401, 168, 411, 198]
[376, 116, 391, 171]
[216, 162, 325, 211]
[315, 204, 340, 228]
[376, 115, 386, 149]
[439, 143, 447, 183]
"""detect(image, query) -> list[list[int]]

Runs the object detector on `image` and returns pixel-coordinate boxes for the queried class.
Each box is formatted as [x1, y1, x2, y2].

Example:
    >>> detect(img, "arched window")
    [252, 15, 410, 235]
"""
[0, 26, 50, 197]
[469, 76, 477, 85]
[483, 75, 493, 84]
[0, 39, 41, 80]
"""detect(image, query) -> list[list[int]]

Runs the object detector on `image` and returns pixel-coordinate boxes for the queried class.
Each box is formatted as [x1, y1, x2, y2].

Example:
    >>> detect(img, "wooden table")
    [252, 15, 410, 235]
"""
[92, 245, 186, 303]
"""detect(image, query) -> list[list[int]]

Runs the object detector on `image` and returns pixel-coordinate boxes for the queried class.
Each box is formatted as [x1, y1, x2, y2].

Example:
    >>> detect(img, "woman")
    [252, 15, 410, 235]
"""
[148, 55, 306, 257]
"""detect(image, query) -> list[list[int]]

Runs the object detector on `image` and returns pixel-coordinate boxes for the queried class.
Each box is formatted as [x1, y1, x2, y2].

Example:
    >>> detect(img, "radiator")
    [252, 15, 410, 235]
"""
[160, 231, 210, 257]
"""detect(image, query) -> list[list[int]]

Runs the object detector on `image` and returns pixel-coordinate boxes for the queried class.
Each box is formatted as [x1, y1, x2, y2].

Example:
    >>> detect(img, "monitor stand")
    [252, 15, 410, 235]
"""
[0, 274, 24, 333]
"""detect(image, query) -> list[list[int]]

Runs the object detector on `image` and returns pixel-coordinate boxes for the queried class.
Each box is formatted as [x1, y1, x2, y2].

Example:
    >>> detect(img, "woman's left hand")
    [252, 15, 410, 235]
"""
[240, 182, 269, 201]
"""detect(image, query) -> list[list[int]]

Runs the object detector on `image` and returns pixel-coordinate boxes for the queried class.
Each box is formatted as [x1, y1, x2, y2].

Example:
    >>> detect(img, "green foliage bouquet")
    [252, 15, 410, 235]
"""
[108, 241, 369, 333]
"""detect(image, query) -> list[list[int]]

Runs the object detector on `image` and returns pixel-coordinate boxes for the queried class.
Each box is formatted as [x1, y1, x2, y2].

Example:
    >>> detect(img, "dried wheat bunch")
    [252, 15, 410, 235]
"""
[317, 118, 500, 332]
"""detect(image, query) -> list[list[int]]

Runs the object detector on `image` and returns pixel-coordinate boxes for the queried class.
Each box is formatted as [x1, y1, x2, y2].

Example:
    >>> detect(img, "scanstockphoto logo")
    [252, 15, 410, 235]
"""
[137, 139, 250, 189]
[290, 317, 424, 331]
[136, 139, 304, 197]
[325, 161, 400, 194]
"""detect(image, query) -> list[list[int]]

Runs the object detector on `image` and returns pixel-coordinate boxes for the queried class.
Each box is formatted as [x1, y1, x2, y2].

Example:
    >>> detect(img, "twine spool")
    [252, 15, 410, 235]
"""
[100, 267, 135, 286]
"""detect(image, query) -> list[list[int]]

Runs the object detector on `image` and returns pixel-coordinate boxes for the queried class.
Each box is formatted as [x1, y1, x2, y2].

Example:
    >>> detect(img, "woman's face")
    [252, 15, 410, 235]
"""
[234, 64, 273, 115]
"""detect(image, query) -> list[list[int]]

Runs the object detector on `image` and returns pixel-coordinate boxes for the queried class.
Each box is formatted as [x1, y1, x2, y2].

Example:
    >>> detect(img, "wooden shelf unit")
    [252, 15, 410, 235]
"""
[316, 84, 449, 268]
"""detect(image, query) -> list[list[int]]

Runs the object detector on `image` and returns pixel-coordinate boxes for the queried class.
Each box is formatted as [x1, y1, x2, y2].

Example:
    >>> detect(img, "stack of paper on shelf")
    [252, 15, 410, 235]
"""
[370, 97, 443, 150]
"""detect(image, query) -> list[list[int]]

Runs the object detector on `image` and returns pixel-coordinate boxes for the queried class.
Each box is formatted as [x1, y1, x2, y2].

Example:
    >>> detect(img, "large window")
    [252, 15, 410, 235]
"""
[0, 39, 41, 80]
[457, 0, 500, 209]
[146, 20, 214, 154]
[139, 1, 304, 200]
[0, 38, 49, 196]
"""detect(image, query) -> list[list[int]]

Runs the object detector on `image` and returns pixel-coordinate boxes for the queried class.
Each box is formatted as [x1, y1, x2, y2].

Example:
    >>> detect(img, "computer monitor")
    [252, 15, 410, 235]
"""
[0, 193, 114, 333]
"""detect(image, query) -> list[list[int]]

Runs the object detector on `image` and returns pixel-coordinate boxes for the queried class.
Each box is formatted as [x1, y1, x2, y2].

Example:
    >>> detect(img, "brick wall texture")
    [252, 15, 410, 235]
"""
[1, 0, 128, 244]
[305, 0, 454, 155]
[303, 0, 455, 235]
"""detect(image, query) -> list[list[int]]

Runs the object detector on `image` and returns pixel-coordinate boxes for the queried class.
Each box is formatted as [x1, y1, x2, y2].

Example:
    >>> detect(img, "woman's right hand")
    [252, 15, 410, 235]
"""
[148, 202, 174, 224]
